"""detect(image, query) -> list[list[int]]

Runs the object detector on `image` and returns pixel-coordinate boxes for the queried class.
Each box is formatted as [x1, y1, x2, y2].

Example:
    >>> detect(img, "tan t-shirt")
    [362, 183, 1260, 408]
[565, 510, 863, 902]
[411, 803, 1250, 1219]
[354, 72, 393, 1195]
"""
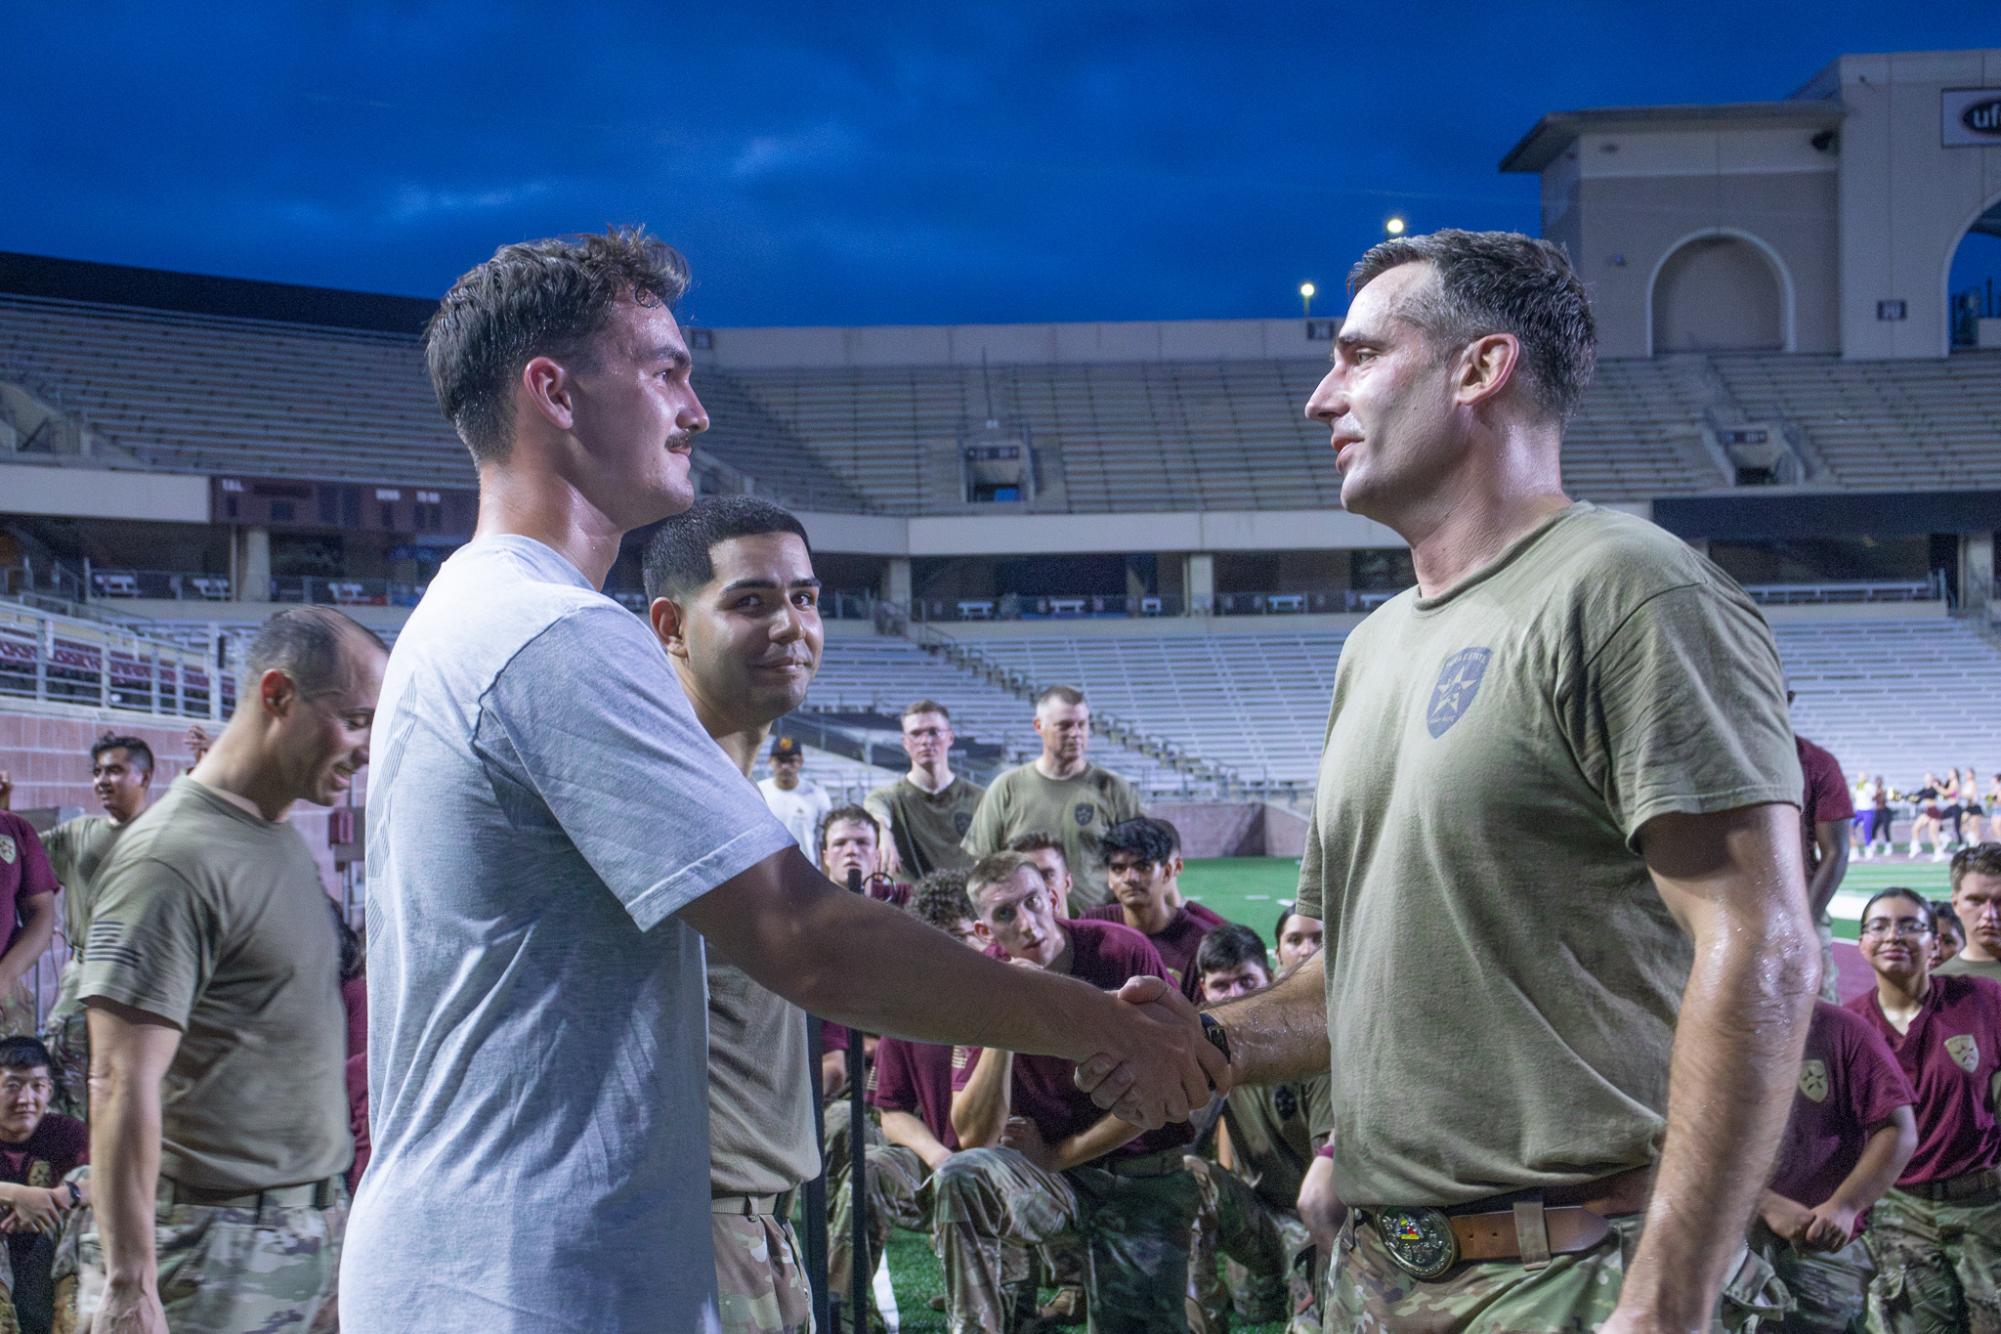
[961, 763, 1140, 910]
[865, 776, 985, 880]
[706, 958, 819, 1197]
[1938, 953, 2001, 984]
[1222, 1072, 1332, 1210]
[78, 778, 350, 1191]
[42, 815, 127, 958]
[1296, 504, 1801, 1207]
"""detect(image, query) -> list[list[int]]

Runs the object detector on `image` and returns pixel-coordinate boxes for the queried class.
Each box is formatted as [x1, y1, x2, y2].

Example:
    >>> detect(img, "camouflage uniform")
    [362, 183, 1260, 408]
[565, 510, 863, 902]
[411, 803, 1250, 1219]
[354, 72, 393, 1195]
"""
[1860, 1185, 2001, 1333]
[39, 977, 88, 1123]
[1182, 1154, 1315, 1333]
[67, 1174, 346, 1334]
[929, 1144, 1199, 1334]
[1325, 1209, 1789, 1332]
[714, 1199, 815, 1334]
[1750, 1225, 1872, 1333]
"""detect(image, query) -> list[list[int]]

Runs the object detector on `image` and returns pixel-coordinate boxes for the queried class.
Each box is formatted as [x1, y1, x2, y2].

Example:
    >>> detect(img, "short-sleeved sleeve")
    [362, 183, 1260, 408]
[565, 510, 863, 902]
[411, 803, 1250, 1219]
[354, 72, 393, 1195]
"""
[9, 822, 56, 901]
[1303, 1073, 1335, 1143]
[1839, 1012, 1914, 1132]
[959, 778, 1007, 858]
[870, 1038, 918, 1115]
[1805, 745, 1856, 826]
[480, 606, 796, 932]
[948, 1044, 982, 1093]
[1109, 773, 1142, 823]
[75, 858, 209, 1027]
[1565, 583, 1802, 844]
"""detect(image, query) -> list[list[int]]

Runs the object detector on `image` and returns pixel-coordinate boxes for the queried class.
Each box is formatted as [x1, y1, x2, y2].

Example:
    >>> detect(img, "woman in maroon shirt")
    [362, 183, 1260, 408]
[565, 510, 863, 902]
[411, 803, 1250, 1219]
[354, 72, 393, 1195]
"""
[1845, 887, 2001, 1329]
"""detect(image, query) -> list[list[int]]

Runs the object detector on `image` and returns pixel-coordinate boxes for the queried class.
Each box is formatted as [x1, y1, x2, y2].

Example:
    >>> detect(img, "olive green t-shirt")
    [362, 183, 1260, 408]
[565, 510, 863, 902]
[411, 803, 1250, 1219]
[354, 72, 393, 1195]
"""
[865, 776, 985, 881]
[1296, 504, 1801, 1208]
[1938, 953, 2001, 984]
[1222, 1072, 1332, 1210]
[42, 815, 128, 960]
[707, 958, 819, 1197]
[961, 763, 1141, 910]
[77, 778, 350, 1191]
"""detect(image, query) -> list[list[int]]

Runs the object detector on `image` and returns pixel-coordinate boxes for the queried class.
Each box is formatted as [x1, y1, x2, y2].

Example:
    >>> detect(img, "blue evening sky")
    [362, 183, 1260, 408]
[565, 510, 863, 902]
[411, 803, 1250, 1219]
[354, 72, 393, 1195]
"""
[4, 3, 1997, 325]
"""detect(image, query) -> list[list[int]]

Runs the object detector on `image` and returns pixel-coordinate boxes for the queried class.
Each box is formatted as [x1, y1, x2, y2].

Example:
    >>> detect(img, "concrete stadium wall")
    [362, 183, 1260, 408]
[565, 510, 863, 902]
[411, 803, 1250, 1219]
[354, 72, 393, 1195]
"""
[1151, 800, 1309, 861]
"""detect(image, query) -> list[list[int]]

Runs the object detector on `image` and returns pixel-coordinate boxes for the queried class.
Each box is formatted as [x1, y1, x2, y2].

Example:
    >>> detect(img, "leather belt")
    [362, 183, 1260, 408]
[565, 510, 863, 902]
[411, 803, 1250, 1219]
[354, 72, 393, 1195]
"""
[1905, 1166, 2001, 1204]
[1367, 1167, 1652, 1280]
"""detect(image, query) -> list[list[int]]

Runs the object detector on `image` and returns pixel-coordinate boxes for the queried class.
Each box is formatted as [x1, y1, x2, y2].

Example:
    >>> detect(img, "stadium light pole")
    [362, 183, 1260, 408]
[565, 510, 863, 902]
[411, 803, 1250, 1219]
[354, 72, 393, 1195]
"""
[1384, 215, 1407, 237]
[1299, 281, 1316, 319]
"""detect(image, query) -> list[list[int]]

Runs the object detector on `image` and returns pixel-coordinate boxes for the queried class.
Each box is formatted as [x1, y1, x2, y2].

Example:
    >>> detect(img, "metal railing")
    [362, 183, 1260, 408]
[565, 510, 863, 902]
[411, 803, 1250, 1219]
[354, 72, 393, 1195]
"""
[1742, 576, 1944, 606]
[90, 568, 234, 601]
[269, 575, 428, 607]
[0, 598, 234, 720]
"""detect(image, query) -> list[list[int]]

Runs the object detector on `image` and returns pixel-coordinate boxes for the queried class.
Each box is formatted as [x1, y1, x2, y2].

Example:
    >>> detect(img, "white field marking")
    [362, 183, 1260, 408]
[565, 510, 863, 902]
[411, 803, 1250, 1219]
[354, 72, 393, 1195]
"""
[873, 1252, 900, 1332]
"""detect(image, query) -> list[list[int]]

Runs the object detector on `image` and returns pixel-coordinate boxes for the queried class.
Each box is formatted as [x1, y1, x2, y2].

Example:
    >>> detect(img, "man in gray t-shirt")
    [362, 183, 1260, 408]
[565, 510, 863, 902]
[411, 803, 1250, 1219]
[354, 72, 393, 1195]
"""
[343, 230, 1222, 1334]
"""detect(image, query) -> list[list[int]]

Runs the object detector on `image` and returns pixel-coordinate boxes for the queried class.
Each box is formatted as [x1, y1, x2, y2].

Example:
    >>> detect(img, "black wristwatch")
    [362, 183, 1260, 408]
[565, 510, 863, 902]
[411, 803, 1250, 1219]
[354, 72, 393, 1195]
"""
[62, 1181, 80, 1208]
[1199, 1013, 1233, 1071]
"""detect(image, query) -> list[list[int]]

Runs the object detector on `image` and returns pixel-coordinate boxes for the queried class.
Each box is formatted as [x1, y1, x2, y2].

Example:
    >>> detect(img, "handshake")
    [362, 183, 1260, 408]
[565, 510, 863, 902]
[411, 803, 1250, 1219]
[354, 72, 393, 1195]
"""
[1074, 976, 1232, 1129]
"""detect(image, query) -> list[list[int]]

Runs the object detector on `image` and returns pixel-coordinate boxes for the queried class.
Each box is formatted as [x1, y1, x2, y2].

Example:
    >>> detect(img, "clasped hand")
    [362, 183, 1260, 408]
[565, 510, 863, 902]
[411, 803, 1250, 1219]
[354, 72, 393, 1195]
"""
[1071, 975, 1230, 1128]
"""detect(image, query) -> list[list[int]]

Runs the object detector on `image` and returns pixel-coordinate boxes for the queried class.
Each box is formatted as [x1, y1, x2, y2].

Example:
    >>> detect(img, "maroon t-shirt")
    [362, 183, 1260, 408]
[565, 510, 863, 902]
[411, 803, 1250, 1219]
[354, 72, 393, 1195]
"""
[0, 815, 56, 956]
[1846, 974, 2001, 1185]
[1796, 736, 1854, 863]
[869, 1036, 959, 1151]
[0, 1113, 87, 1188]
[1080, 901, 1228, 1000]
[1768, 1003, 1914, 1210]
[953, 918, 1194, 1158]
[342, 974, 371, 1187]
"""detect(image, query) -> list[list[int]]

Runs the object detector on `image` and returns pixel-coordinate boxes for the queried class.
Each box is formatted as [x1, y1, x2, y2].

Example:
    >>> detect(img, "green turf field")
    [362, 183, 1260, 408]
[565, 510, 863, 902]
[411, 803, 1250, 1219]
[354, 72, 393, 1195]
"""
[872, 853, 1955, 1329]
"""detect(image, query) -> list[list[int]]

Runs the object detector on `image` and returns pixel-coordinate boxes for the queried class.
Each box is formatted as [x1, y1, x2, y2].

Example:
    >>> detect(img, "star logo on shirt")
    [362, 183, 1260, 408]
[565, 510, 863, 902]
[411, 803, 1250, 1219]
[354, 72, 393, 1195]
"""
[1426, 649, 1493, 739]
[1797, 1059, 1827, 1103]
[1945, 1034, 1980, 1074]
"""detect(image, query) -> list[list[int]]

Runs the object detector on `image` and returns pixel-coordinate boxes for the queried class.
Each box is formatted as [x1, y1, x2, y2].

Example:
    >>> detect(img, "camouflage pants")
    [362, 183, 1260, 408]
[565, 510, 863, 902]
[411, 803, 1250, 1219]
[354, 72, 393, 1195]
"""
[1327, 1209, 1789, 1332]
[1752, 1225, 1872, 1332]
[1816, 920, 1840, 1005]
[39, 970, 88, 1122]
[929, 1145, 1199, 1334]
[1861, 1185, 2001, 1333]
[1183, 1156, 1315, 1333]
[714, 1203, 815, 1334]
[68, 1174, 345, 1334]
[828, 1143, 928, 1312]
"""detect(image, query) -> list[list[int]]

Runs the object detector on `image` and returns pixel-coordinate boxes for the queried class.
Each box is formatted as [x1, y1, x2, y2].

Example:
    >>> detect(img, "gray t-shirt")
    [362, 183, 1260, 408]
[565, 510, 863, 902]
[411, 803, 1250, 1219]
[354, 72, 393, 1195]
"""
[340, 535, 795, 1334]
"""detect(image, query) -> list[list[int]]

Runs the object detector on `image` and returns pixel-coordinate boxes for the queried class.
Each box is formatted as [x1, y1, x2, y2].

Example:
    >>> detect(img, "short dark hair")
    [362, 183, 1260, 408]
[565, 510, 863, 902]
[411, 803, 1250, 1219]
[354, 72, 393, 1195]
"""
[91, 733, 154, 775]
[1950, 843, 2001, 894]
[819, 804, 880, 856]
[0, 1036, 52, 1075]
[903, 700, 951, 723]
[1861, 888, 1932, 931]
[1934, 904, 1966, 942]
[1099, 817, 1180, 869]
[1007, 831, 1066, 863]
[426, 227, 691, 462]
[1273, 901, 1317, 942]
[641, 496, 813, 602]
[1196, 924, 1269, 978]
[1033, 684, 1085, 710]
[242, 607, 387, 701]
[911, 869, 974, 933]
[1348, 228, 1596, 423]
[967, 851, 1038, 904]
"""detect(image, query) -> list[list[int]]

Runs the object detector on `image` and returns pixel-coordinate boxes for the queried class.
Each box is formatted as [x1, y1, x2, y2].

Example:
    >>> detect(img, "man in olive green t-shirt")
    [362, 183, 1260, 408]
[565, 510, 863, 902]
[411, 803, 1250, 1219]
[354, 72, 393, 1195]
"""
[1085, 232, 1815, 1332]
[75, 608, 382, 1334]
[960, 685, 1140, 910]
[39, 733, 155, 1120]
[1937, 844, 2001, 983]
[864, 700, 984, 881]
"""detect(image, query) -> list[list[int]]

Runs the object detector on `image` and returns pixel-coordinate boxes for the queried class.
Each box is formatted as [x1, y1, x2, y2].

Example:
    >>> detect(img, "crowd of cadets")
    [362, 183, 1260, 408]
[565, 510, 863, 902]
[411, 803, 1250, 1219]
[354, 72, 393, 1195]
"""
[0, 493, 1989, 1332]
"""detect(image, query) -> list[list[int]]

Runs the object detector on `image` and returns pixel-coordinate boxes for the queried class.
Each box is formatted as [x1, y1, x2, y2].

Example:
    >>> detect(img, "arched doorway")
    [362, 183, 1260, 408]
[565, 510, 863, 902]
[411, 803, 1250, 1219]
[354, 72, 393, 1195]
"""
[1649, 232, 1789, 354]
[1947, 197, 2001, 350]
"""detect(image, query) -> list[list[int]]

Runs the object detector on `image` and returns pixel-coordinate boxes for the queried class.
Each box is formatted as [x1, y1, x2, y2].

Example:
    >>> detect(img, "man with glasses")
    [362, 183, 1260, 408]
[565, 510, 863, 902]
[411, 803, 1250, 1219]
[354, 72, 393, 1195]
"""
[1846, 888, 2001, 1331]
[866, 702, 984, 881]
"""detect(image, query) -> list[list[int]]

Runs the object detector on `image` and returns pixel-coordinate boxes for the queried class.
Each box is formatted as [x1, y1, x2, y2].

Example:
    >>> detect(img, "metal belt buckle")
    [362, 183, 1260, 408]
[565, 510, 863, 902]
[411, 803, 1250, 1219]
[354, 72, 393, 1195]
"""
[1376, 1206, 1459, 1280]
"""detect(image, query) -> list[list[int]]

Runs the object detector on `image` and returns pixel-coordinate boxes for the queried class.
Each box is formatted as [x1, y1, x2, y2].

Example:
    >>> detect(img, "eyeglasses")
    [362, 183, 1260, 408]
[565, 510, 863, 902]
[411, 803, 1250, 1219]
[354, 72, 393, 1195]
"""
[1860, 919, 1933, 940]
